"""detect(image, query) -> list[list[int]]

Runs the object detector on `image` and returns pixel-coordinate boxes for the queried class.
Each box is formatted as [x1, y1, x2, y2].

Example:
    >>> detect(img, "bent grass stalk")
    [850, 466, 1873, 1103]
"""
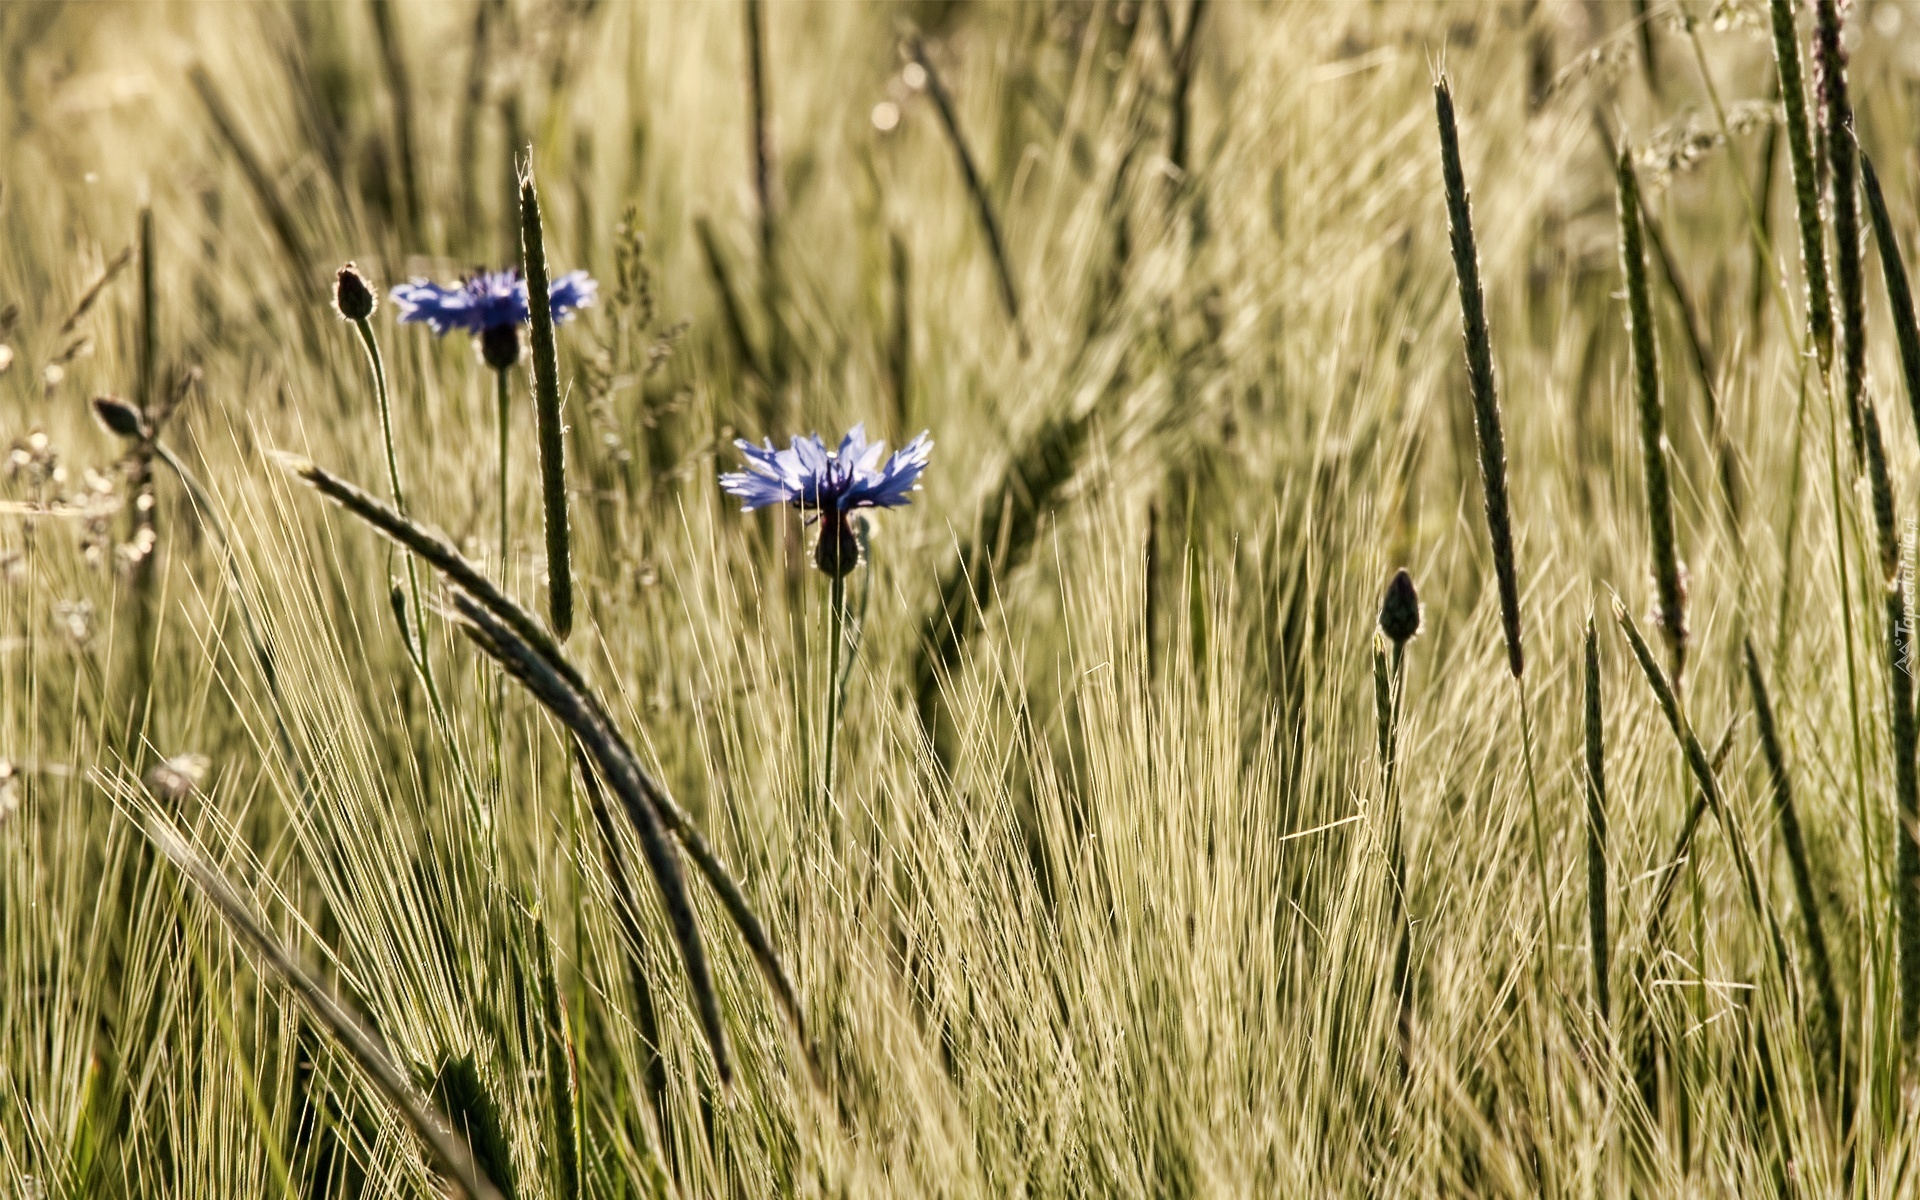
[909, 34, 1026, 352]
[134, 811, 507, 1200]
[1744, 638, 1843, 1084]
[275, 454, 816, 1084]
[1815, 0, 1866, 464]
[1613, 600, 1795, 993]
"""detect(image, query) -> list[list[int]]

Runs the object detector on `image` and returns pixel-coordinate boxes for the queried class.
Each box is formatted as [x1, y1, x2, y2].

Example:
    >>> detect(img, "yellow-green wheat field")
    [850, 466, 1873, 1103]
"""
[7, 0, 1920, 1195]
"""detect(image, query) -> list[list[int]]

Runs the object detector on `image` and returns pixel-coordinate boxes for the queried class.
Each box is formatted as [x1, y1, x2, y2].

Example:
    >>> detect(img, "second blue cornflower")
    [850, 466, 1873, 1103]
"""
[391, 267, 596, 369]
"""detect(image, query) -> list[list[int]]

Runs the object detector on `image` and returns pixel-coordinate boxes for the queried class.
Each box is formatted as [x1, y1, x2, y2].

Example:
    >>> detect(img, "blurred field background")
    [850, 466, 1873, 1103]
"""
[7, 0, 1920, 1195]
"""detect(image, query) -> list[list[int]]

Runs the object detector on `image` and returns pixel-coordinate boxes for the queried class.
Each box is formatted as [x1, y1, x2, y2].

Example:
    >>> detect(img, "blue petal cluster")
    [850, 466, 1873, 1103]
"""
[721, 425, 933, 514]
[390, 268, 596, 336]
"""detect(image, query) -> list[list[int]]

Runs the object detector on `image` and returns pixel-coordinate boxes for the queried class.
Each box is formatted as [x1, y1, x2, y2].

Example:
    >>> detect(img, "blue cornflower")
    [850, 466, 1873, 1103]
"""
[390, 267, 596, 368]
[721, 424, 933, 575]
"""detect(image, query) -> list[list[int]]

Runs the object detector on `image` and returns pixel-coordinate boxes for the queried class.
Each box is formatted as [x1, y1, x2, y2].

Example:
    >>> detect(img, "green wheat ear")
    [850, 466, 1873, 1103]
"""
[1614, 150, 1688, 683]
[518, 157, 573, 642]
[1582, 612, 1609, 1029]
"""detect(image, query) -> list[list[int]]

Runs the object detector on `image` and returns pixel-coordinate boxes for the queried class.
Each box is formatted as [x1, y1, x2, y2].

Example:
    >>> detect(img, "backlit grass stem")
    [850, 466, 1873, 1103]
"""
[518, 161, 574, 641]
[1584, 613, 1610, 1028]
[1768, 0, 1835, 373]
[138, 813, 508, 1200]
[909, 35, 1025, 352]
[1616, 152, 1689, 682]
[1815, 0, 1865, 463]
[1860, 151, 1920, 1051]
[1613, 599, 1795, 989]
[277, 455, 813, 1078]
[1744, 639, 1842, 1081]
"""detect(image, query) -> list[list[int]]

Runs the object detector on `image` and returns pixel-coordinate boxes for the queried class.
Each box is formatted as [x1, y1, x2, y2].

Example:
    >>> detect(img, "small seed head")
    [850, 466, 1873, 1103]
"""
[333, 263, 377, 321]
[91, 395, 150, 441]
[1379, 568, 1421, 644]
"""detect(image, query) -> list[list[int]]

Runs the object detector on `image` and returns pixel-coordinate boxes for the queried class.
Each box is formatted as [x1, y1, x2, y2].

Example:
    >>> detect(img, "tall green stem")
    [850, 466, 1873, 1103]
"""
[824, 570, 846, 802]
[494, 366, 512, 793]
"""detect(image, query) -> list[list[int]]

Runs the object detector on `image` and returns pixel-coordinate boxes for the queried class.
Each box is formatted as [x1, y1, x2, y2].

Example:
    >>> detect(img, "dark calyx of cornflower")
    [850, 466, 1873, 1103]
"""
[480, 324, 521, 370]
[814, 510, 863, 578]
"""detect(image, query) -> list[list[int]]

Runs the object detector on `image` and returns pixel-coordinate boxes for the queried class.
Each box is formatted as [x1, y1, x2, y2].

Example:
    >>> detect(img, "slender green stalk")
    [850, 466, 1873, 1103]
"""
[1613, 599, 1795, 989]
[1744, 639, 1843, 1082]
[909, 35, 1026, 351]
[534, 920, 581, 1200]
[1517, 680, 1556, 964]
[743, 0, 786, 387]
[518, 163, 574, 641]
[347, 315, 477, 824]
[1862, 151, 1920, 1050]
[277, 454, 814, 1082]
[1376, 569, 1420, 1075]
[1616, 152, 1688, 682]
[140, 815, 508, 1200]
[352, 316, 428, 669]
[835, 521, 872, 718]
[124, 206, 159, 768]
[494, 365, 511, 788]
[824, 568, 846, 801]
[1768, 0, 1834, 373]
[1583, 614, 1610, 1029]
[1815, 0, 1866, 463]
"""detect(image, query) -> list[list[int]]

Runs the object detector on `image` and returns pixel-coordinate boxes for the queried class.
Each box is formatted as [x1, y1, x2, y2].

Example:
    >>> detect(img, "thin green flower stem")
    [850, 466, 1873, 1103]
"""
[353, 316, 429, 675]
[834, 523, 873, 718]
[1385, 640, 1414, 1076]
[494, 366, 511, 794]
[825, 568, 846, 803]
[1517, 675, 1556, 975]
[350, 315, 480, 827]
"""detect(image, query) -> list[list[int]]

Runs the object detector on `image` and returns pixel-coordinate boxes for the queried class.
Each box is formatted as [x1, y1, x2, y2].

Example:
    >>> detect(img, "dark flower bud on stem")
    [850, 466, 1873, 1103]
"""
[480, 323, 522, 370]
[814, 512, 861, 578]
[92, 394, 150, 441]
[334, 262, 377, 321]
[1379, 568, 1421, 644]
